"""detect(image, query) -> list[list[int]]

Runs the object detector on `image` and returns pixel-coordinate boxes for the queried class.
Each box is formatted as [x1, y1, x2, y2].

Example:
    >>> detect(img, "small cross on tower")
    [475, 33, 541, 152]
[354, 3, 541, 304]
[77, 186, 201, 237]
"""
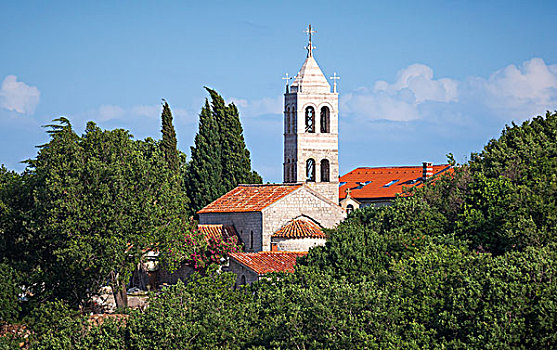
[282, 73, 292, 93]
[330, 72, 340, 93]
[304, 24, 316, 57]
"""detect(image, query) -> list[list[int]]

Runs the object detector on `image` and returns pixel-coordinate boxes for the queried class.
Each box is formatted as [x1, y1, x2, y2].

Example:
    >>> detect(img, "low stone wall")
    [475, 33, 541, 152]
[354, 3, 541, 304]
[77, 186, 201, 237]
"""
[272, 237, 326, 252]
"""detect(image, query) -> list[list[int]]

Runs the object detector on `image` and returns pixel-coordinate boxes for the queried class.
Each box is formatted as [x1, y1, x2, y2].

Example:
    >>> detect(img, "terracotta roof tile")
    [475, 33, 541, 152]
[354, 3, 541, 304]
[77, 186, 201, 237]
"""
[272, 218, 326, 239]
[339, 164, 453, 200]
[197, 224, 238, 242]
[229, 251, 307, 275]
[197, 184, 303, 214]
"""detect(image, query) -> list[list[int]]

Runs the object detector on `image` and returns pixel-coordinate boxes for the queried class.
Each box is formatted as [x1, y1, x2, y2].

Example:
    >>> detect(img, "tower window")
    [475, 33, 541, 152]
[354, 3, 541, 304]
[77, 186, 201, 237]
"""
[320, 106, 330, 133]
[286, 159, 291, 182]
[306, 158, 315, 182]
[347, 204, 354, 214]
[320, 159, 330, 182]
[305, 106, 315, 133]
[285, 107, 290, 134]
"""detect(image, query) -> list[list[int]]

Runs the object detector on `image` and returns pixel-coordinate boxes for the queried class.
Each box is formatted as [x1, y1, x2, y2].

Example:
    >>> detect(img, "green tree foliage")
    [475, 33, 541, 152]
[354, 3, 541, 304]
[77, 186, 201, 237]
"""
[186, 99, 225, 214]
[456, 112, 557, 254]
[19, 118, 196, 309]
[186, 88, 262, 213]
[160, 100, 179, 173]
[127, 274, 258, 350]
[0, 262, 21, 324]
[5, 111, 557, 348]
[0, 166, 35, 274]
[23, 245, 557, 349]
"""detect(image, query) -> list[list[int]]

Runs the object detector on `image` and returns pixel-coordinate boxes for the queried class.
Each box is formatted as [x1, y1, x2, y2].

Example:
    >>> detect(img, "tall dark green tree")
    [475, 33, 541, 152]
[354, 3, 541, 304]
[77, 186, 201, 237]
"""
[160, 99, 179, 173]
[186, 99, 226, 214]
[207, 88, 262, 189]
[186, 88, 262, 213]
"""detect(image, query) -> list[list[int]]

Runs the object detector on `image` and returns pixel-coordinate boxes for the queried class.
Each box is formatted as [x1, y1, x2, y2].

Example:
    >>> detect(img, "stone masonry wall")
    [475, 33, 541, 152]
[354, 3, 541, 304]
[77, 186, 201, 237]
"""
[272, 237, 326, 252]
[228, 259, 259, 287]
[261, 187, 346, 251]
[198, 212, 263, 252]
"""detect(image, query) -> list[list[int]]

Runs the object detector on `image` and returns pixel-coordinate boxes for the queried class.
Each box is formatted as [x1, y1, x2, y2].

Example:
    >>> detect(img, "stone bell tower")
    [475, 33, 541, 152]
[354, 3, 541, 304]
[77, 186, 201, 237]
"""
[283, 25, 339, 204]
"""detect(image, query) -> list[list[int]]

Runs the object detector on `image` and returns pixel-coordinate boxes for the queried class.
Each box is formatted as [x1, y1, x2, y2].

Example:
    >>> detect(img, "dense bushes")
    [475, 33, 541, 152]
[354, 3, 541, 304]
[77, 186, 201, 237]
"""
[24, 244, 557, 349]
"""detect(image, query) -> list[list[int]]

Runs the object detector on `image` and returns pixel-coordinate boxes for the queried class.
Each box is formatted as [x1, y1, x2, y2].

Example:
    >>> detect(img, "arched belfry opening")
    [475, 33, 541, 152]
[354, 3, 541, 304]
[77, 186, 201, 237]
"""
[306, 158, 315, 182]
[305, 106, 315, 133]
[320, 106, 330, 133]
[320, 159, 330, 182]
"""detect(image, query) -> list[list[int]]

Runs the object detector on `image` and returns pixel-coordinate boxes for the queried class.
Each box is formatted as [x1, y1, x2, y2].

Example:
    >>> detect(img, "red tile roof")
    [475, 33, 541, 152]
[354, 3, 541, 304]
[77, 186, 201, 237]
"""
[272, 218, 326, 239]
[229, 251, 307, 275]
[197, 224, 238, 242]
[197, 184, 303, 214]
[339, 164, 453, 200]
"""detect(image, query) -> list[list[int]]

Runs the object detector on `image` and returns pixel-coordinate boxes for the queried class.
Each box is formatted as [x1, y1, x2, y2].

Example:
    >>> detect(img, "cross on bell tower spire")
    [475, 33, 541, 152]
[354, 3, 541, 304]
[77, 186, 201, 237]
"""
[304, 24, 316, 57]
[282, 72, 292, 93]
[330, 72, 340, 93]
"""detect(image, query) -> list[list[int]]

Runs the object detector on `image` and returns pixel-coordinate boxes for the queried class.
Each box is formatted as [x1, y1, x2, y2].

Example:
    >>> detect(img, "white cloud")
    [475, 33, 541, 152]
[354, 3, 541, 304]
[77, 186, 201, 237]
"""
[341, 64, 459, 122]
[375, 64, 458, 103]
[341, 58, 557, 124]
[73, 102, 198, 127]
[130, 105, 160, 118]
[342, 87, 421, 122]
[0, 75, 40, 115]
[228, 98, 248, 108]
[485, 58, 556, 102]
[229, 96, 282, 119]
[98, 105, 125, 121]
[472, 58, 557, 119]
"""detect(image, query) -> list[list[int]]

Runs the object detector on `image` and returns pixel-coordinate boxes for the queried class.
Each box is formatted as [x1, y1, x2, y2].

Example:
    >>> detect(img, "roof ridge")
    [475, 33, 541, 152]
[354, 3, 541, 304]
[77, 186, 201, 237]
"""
[351, 164, 451, 171]
[237, 183, 303, 187]
[230, 251, 307, 255]
[197, 183, 305, 214]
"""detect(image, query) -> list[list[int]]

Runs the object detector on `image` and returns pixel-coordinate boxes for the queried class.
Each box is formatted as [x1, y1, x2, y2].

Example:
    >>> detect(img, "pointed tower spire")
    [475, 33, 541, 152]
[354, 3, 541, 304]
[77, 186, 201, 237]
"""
[304, 24, 316, 57]
[291, 25, 330, 94]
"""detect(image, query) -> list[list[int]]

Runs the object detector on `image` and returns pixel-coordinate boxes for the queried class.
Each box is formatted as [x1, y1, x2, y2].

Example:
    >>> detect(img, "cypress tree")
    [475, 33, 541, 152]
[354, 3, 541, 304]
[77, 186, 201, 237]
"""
[186, 99, 225, 213]
[160, 99, 179, 173]
[186, 88, 262, 214]
[221, 101, 262, 187]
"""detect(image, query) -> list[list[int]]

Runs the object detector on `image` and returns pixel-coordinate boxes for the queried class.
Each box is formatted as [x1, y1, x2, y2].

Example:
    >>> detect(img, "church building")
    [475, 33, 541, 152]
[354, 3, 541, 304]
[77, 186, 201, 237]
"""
[197, 25, 346, 285]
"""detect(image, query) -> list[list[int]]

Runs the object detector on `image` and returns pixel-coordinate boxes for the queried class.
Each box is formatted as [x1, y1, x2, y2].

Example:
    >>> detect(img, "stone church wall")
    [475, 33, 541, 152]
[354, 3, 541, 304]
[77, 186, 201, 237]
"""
[198, 211, 263, 252]
[261, 187, 345, 251]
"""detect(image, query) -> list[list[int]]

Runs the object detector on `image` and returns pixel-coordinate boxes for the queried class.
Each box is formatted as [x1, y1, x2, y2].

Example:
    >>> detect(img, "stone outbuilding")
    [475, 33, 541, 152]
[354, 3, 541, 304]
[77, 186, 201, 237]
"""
[228, 251, 307, 287]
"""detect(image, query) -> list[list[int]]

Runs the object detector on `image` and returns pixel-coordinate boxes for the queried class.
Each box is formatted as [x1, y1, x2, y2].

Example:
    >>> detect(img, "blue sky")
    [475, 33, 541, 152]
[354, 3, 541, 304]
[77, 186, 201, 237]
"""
[1, 1, 556, 182]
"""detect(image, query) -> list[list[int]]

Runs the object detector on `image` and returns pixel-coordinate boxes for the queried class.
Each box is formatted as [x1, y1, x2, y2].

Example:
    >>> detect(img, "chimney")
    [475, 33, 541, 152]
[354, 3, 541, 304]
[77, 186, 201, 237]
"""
[422, 162, 433, 180]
